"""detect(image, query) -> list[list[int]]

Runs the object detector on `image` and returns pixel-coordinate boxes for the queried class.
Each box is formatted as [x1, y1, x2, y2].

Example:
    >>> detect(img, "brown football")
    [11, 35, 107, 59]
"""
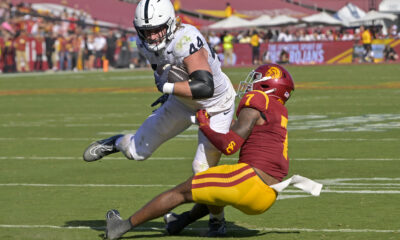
[156, 64, 190, 83]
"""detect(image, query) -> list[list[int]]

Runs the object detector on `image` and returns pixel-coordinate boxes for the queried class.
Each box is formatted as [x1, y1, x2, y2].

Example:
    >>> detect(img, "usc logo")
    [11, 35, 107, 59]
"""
[226, 141, 236, 154]
[266, 67, 282, 79]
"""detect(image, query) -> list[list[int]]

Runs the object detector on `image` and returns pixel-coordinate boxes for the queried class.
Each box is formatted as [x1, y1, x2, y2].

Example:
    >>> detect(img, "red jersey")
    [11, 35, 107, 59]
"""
[237, 90, 289, 181]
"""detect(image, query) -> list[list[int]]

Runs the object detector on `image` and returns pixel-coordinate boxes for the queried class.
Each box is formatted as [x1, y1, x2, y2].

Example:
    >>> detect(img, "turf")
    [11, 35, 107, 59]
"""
[0, 64, 399, 240]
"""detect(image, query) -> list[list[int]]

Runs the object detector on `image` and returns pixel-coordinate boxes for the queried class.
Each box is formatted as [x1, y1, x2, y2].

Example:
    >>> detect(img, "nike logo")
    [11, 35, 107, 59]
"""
[223, 111, 230, 115]
[167, 51, 173, 54]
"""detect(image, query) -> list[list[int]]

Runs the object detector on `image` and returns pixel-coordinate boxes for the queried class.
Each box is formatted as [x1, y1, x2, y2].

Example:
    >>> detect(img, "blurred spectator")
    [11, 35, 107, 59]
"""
[390, 25, 398, 39]
[2, 35, 16, 73]
[15, 29, 29, 71]
[264, 29, 273, 42]
[93, 32, 106, 68]
[384, 45, 398, 61]
[45, 31, 56, 70]
[277, 48, 289, 64]
[70, 33, 80, 71]
[360, 25, 374, 62]
[106, 29, 117, 68]
[128, 32, 138, 68]
[67, 12, 77, 34]
[278, 29, 291, 42]
[34, 33, 44, 71]
[222, 30, 234, 66]
[116, 33, 130, 68]
[57, 34, 68, 70]
[225, 2, 234, 18]
[77, 10, 87, 29]
[208, 31, 220, 53]
[84, 33, 95, 70]
[250, 30, 260, 65]
[173, 0, 181, 12]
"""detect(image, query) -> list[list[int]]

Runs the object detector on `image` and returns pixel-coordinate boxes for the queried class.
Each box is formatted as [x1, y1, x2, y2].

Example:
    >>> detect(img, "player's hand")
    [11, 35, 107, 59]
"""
[151, 94, 169, 107]
[154, 64, 171, 93]
[196, 109, 210, 127]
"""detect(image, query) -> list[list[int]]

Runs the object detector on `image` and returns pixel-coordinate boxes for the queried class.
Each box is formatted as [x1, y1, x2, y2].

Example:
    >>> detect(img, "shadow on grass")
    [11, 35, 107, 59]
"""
[64, 219, 299, 238]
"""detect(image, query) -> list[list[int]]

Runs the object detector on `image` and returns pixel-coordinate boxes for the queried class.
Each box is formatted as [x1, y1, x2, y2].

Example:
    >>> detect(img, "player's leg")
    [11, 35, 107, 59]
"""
[165, 105, 235, 235]
[116, 97, 192, 160]
[105, 177, 194, 240]
[83, 97, 192, 161]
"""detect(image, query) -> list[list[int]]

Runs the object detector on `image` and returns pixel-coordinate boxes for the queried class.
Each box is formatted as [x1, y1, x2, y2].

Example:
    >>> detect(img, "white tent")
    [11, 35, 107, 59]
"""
[334, 3, 366, 25]
[208, 16, 252, 29]
[31, 3, 120, 28]
[265, 15, 298, 26]
[302, 12, 343, 26]
[379, 0, 400, 13]
[247, 15, 272, 27]
[351, 10, 398, 23]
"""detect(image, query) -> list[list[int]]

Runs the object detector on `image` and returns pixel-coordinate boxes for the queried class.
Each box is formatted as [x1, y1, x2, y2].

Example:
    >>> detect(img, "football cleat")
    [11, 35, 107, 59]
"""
[206, 218, 226, 237]
[164, 211, 191, 235]
[83, 134, 123, 162]
[105, 209, 123, 240]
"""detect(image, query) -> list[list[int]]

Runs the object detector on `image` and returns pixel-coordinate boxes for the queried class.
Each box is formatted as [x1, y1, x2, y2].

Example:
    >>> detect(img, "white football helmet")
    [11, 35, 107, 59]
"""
[134, 0, 176, 52]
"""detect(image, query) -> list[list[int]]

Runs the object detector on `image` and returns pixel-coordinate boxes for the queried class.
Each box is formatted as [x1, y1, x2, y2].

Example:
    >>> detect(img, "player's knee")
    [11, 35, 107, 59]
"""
[117, 134, 151, 161]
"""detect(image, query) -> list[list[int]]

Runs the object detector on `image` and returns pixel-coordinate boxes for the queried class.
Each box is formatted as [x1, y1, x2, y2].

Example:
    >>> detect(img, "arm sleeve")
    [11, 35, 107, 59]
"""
[199, 125, 245, 155]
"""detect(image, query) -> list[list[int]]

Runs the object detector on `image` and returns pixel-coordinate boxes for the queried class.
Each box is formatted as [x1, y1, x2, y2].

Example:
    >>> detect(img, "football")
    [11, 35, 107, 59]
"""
[156, 64, 190, 83]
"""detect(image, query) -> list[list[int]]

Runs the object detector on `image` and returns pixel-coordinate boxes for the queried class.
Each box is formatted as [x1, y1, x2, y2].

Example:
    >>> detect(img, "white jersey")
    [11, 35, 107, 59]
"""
[137, 24, 235, 114]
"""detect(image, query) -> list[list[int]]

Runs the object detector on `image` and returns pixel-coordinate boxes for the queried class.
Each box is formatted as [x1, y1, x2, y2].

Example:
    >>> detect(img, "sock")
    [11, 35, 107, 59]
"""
[210, 212, 224, 221]
[115, 136, 123, 148]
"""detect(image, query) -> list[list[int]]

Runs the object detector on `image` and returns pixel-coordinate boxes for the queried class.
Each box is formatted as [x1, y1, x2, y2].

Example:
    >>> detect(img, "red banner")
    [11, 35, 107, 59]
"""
[230, 40, 400, 65]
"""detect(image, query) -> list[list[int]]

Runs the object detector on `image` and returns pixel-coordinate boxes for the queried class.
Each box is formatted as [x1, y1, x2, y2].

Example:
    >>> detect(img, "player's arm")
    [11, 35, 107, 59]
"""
[196, 107, 260, 155]
[172, 47, 213, 98]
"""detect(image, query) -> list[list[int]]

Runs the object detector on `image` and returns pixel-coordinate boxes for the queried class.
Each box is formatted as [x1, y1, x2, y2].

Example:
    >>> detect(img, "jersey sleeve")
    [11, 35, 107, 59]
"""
[236, 90, 269, 117]
[173, 26, 207, 59]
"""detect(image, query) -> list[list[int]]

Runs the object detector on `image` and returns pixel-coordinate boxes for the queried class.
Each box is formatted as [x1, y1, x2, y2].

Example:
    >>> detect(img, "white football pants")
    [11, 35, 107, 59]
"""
[117, 96, 235, 173]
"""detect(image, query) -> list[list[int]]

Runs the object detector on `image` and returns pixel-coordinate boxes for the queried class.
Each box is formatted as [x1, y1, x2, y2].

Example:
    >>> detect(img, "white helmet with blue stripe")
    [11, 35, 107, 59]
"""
[134, 0, 176, 52]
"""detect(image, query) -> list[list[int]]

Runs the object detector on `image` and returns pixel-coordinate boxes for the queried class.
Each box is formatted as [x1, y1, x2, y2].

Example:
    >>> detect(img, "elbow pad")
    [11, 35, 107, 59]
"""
[188, 70, 214, 99]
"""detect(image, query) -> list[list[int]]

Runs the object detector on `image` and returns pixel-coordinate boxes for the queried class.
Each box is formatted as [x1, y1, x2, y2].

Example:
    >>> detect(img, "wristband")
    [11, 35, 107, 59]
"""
[162, 83, 174, 94]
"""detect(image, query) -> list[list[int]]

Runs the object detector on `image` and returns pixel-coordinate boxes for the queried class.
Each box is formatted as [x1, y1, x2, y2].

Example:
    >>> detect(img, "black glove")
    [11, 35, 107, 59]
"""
[151, 94, 169, 107]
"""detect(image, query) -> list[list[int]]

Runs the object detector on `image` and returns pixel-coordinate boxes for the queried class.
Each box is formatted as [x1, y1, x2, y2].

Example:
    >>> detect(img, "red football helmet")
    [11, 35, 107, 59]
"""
[237, 64, 295, 104]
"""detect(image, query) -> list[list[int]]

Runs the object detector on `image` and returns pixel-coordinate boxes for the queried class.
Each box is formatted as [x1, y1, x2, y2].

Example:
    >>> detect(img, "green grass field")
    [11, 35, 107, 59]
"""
[1, 64, 400, 240]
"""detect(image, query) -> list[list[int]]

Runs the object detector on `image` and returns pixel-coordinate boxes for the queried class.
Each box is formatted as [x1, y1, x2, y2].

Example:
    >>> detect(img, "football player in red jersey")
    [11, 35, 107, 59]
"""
[104, 64, 296, 240]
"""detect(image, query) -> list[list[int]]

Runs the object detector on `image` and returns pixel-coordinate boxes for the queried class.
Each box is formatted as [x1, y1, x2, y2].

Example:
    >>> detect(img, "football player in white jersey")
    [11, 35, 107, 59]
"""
[83, 0, 235, 236]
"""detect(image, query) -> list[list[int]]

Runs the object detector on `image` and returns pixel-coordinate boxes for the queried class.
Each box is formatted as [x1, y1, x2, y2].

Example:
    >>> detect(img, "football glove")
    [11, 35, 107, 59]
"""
[151, 94, 169, 107]
[196, 109, 210, 127]
[154, 64, 172, 93]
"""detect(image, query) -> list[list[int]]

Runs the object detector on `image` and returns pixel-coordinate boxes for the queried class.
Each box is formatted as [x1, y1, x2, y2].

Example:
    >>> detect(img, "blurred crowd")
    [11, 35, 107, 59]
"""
[204, 24, 399, 65]
[0, 0, 146, 73]
[0, 0, 398, 73]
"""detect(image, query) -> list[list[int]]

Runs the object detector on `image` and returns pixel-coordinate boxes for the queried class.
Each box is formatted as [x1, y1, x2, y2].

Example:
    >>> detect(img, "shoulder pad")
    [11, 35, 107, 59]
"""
[237, 90, 269, 116]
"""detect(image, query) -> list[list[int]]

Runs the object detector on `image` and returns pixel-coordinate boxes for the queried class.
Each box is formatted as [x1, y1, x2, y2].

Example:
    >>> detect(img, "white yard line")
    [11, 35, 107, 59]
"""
[0, 156, 399, 161]
[0, 224, 398, 233]
[0, 183, 400, 194]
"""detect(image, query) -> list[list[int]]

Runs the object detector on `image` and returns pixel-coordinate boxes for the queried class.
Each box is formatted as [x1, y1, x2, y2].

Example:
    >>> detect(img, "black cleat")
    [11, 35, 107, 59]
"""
[83, 134, 123, 162]
[206, 218, 226, 237]
[164, 212, 192, 235]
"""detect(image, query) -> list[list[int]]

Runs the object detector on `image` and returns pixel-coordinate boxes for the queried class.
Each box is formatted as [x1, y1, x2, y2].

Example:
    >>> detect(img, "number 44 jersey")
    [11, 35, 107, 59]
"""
[137, 24, 235, 115]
